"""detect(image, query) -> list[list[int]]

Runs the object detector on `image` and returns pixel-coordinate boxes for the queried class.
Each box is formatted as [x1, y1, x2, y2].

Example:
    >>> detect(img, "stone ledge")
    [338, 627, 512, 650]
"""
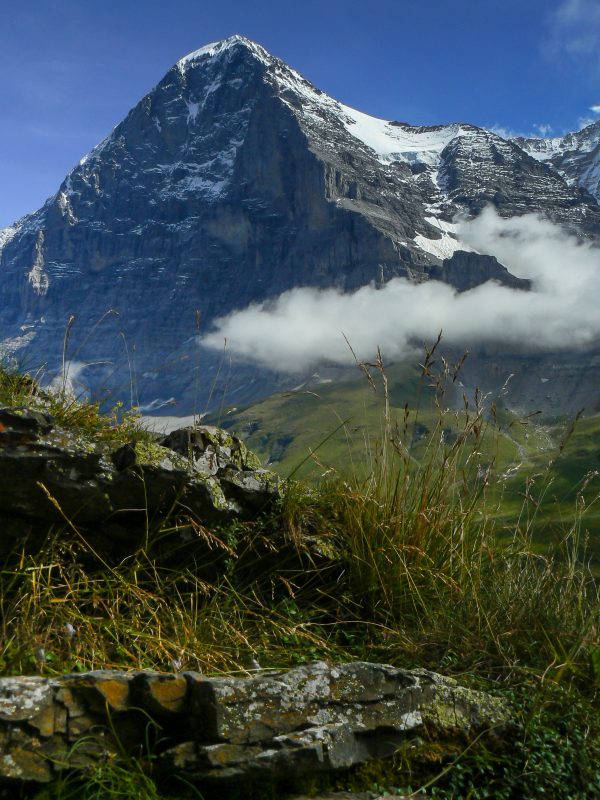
[0, 661, 510, 788]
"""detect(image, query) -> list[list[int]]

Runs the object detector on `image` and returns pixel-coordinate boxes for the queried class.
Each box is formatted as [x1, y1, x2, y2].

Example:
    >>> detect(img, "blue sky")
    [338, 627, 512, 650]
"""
[1, 0, 599, 228]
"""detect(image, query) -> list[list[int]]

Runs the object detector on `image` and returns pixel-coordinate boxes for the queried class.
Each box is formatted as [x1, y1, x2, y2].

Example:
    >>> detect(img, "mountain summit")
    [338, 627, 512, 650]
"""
[0, 37, 598, 411]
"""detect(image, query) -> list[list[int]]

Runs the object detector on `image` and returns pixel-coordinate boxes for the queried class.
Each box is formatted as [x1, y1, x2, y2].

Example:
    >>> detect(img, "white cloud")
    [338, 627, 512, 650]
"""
[489, 125, 526, 140]
[545, 0, 600, 71]
[490, 123, 554, 141]
[202, 210, 600, 373]
[590, 104, 600, 113]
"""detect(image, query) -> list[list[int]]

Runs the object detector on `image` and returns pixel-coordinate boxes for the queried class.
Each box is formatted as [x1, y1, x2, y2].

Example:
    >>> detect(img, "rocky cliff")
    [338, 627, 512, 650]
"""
[515, 119, 600, 202]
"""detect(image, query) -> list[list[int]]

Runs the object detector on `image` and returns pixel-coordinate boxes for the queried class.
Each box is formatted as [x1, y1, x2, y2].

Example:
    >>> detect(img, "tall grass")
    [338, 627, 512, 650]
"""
[281, 349, 600, 687]
[1, 357, 600, 796]
[0, 524, 340, 676]
[1, 354, 598, 685]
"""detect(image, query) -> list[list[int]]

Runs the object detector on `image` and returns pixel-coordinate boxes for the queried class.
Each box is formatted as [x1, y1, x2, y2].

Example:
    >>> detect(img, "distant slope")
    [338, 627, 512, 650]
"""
[214, 362, 548, 482]
[216, 367, 600, 555]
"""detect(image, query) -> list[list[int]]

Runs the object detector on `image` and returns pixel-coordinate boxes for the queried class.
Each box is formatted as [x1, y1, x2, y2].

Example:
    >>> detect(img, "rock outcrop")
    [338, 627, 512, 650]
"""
[0, 660, 510, 790]
[430, 250, 532, 292]
[0, 404, 279, 558]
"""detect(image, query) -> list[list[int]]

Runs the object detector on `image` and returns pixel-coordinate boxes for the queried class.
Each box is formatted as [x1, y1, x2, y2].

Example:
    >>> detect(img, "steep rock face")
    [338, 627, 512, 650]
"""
[0, 36, 598, 412]
[440, 128, 596, 222]
[430, 251, 531, 293]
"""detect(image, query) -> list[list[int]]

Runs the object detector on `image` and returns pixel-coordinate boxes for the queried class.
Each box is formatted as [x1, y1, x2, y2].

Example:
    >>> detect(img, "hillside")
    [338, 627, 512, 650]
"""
[0, 364, 599, 797]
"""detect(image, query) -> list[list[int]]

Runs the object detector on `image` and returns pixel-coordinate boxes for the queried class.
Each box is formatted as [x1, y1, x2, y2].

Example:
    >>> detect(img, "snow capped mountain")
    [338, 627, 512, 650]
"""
[0, 35, 598, 412]
[515, 120, 600, 201]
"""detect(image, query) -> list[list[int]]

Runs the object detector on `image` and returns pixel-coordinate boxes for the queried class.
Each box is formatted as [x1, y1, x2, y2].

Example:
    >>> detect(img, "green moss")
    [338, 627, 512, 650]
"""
[201, 476, 232, 511]
[421, 684, 511, 735]
[132, 441, 188, 470]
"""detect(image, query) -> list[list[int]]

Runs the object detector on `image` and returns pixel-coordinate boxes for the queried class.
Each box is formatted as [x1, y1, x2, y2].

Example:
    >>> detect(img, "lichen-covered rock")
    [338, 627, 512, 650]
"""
[0, 406, 54, 437]
[0, 411, 280, 555]
[160, 425, 262, 473]
[0, 661, 511, 788]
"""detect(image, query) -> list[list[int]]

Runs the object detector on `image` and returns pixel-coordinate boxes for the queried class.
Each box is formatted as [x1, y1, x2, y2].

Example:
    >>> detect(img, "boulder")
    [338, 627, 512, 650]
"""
[0, 409, 280, 556]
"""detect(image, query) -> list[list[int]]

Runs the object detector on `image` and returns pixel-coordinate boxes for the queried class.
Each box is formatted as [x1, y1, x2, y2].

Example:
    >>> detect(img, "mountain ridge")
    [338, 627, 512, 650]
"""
[0, 35, 598, 413]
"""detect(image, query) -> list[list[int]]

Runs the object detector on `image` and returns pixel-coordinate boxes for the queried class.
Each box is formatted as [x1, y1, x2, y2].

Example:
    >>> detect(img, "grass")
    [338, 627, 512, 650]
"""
[0, 362, 152, 445]
[213, 361, 548, 483]
[1, 357, 600, 798]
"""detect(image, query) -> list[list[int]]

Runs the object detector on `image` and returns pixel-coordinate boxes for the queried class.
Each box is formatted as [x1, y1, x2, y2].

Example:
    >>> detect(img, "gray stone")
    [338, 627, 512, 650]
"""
[0, 411, 280, 555]
[0, 407, 54, 436]
[0, 661, 511, 786]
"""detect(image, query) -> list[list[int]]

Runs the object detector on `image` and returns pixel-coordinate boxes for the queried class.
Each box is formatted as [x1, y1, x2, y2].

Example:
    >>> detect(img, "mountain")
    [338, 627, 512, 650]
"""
[0, 35, 599, 414]
[514, 121, 600, 202]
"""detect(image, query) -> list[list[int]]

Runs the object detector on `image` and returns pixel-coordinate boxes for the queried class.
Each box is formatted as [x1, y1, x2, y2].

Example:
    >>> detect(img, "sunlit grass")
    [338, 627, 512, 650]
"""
[1, 356, 600, 798]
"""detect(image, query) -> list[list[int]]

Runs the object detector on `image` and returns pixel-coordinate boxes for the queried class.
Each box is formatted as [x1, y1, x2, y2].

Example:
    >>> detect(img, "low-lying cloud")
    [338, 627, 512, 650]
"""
[201, 209, 600, 373]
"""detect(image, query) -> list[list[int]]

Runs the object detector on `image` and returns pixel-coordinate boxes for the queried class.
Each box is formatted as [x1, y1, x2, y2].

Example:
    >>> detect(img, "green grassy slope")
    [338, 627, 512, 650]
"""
[214, 362, 547, 480]
[214, 362, 600, 556]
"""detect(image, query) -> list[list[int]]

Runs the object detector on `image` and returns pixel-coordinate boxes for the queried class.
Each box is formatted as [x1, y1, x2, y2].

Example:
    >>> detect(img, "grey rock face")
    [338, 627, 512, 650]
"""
[0, 407, 279, 556]
[0, 661, 510, 786]
[430, 250, 532, 292]
[440, 127, 596, 222]
[0, 36, 598, 413]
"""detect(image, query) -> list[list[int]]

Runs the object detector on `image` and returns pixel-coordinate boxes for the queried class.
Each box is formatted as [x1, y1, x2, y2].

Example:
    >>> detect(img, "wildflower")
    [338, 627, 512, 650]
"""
[64, 622, 76, 639]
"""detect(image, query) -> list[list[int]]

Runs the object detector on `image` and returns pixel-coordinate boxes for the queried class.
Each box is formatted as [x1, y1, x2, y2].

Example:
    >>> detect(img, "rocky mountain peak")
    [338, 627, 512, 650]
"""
[175, 34, 273, 71]
[0, 37, 599, 414]
[514, 120, 600, 201]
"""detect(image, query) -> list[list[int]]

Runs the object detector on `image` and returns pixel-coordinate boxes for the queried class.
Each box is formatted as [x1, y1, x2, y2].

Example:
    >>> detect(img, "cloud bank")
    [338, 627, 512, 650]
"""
[201, 210, 600, 373]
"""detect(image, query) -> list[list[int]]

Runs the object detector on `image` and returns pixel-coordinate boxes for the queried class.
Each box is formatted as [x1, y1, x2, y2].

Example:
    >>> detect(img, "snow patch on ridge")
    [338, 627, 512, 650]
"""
[186, 101, 200, 123]
[340, 107, 468, 167]
[260, 47, 471, 174]
[0, 223, 20, 253]
[413, 217, 475, 260]
[413, 232, 463, 260]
